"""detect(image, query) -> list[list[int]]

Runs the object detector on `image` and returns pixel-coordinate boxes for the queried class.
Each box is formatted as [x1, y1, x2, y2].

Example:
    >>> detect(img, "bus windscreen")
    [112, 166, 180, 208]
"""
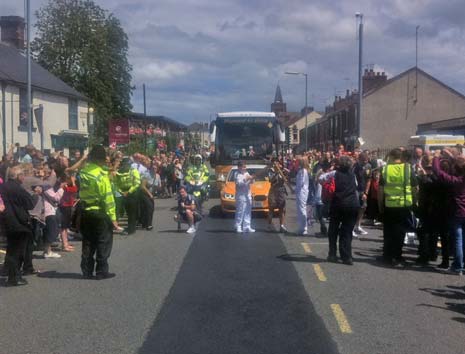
[218, 119, 274, 160]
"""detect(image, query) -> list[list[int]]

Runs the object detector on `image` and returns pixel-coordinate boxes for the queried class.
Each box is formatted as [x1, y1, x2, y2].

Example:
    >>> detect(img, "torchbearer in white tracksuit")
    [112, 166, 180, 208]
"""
[296, 157, 310, 235]
[234, 161, 256, 233]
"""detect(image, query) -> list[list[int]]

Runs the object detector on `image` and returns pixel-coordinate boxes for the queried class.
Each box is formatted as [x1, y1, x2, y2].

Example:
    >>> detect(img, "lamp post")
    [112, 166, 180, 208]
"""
[26, 0, 33, 145]
[285, 71, 308, 150]
[1, 82, 6, 155]
[355, 12, 363, 139]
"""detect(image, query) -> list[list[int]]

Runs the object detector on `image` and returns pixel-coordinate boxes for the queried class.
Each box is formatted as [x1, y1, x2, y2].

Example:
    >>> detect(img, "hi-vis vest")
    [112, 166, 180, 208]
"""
[116, 168, 141, 194]
[80, 163, 116, 221]
[382, 163, 413, 208]
[185, 165, 209, 183]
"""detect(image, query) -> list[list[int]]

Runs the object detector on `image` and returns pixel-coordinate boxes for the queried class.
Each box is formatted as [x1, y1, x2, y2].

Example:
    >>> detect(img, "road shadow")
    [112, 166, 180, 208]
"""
[417, 301, 465, 324]
[420, 286, 465, 301]
[352, 251, 445, 273]
[208, 205, 225, 218]
[277, 253, 325, 263]
[38, 271, 89, 280]
[205, 229, 237, 234]
[158, 229, 183, 233]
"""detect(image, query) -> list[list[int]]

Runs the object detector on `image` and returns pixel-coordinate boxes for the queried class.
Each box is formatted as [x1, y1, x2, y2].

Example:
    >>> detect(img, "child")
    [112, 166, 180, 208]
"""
[59, 174, 78, 252]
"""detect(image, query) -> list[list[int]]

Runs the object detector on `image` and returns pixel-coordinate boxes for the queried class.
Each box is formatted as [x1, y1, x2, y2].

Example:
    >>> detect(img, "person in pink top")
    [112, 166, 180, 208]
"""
[0, 194, 4, 213]
[59, 174, 78, 252]
[42, 181, 66, 259]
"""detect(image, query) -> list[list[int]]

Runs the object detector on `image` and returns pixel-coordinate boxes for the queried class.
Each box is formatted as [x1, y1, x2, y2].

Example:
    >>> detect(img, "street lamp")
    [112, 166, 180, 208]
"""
[285, 71, 308, 150]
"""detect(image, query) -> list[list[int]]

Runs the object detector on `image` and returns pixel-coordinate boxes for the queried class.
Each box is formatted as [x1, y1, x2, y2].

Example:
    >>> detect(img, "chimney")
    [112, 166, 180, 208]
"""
[363, 69, 387, 93]
[0, 16, 25, 50]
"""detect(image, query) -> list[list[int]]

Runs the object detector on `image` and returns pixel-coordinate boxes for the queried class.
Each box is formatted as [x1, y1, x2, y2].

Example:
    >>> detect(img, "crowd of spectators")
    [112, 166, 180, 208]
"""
[2, 140, 465, 284]
[0, 143, 206, 284]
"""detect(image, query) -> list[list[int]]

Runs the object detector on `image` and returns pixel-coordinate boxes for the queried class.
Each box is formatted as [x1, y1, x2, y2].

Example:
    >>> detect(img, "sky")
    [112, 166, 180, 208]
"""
[2, 0, 465, 124]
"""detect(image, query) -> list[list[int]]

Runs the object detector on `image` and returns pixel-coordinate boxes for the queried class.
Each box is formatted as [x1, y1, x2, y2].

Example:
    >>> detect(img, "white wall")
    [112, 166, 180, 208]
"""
[361, 71, 465, 149]
[0, 83, 88, 156]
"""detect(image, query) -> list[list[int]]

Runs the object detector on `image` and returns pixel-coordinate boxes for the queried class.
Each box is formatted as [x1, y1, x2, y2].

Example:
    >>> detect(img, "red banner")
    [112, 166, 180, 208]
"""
[109, 118, 130, 145]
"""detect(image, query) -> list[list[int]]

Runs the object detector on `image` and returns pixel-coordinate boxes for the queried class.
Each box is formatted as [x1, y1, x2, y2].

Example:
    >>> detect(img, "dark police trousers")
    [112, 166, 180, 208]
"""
[140, 192, 154, 228]
[123, 192, 138, 234]
[327, 207, 358, 261]
[383, 207, 411, 260]
[80, 210, 113, 276]
[5, 231, 32, 282]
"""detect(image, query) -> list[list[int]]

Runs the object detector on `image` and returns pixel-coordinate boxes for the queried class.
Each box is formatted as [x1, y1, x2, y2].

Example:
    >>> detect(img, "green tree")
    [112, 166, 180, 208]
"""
[32, 0, 133, 143]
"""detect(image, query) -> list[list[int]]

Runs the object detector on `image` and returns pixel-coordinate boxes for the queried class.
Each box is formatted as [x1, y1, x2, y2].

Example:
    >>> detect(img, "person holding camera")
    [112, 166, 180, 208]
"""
[432, 148, 465, 275]
[178, 186, 198, 234]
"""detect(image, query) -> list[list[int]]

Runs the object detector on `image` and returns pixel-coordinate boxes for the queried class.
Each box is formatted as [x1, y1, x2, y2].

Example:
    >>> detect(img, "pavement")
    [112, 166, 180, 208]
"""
[0, 197, 464, 354]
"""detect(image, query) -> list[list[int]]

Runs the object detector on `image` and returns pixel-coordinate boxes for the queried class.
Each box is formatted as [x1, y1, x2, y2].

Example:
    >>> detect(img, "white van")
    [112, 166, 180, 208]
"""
[408, 134, 465, 153]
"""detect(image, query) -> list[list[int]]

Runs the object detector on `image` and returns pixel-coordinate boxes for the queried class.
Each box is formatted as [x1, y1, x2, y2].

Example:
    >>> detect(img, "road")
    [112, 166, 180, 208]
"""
[1, 197, 464, 354]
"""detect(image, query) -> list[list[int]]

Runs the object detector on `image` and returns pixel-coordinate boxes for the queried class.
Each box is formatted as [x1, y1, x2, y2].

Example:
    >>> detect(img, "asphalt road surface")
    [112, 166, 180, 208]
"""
[1, 197, 464, 354]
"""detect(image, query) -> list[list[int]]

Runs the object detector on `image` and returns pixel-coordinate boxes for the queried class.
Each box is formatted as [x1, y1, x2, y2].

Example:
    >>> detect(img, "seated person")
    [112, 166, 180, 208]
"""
[177, 186, 200, 234]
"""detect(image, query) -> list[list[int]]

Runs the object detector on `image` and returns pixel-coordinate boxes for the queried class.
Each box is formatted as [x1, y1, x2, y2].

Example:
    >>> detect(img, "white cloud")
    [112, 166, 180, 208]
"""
[133, 60, 193, 82]
[1, 0, 465, 124]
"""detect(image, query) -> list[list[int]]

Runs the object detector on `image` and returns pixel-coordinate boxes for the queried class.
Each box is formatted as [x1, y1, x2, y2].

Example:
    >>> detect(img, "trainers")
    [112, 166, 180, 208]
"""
[43, 252, 61, 259]
[444, 267, 463, 276]
[244, 227, 256, 233]
[279, 225, 288, 233]
[352, 231, 359, 238]
[235, 227, 243, 233]
[186, 226, 196, 234]
[355, 227, 368, 235]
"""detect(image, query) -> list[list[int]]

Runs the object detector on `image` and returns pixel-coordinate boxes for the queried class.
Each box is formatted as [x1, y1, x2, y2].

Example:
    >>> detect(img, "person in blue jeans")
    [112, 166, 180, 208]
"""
[432, 149, 465, 274]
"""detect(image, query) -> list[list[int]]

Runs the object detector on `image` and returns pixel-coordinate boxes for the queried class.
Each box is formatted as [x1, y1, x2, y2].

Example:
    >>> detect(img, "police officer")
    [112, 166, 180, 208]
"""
[116, 158, 141, 235]
[185, 155, 209, 186]
[79, 145, 119, 280]
[185, 154, 209, 209]
[379, 148, 417, 266]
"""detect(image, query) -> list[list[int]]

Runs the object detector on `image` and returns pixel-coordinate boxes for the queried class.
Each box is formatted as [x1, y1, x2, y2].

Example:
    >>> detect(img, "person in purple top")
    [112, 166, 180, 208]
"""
[432, 148, 465, 275]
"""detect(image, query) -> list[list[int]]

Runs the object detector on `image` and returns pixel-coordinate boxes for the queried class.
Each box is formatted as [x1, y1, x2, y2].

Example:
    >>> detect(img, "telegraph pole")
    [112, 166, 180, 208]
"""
[356, 12, 364, 139]
[143, 83, 147, 153]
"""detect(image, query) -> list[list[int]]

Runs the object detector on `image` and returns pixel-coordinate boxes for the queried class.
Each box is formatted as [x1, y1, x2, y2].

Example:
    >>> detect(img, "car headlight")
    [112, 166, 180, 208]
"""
[223, 193, 235, 200]
[218, 174, 226, 182]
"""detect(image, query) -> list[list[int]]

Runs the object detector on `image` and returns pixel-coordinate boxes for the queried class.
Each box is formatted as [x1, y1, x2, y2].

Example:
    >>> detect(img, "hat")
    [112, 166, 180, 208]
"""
[121, 157, 132, 167]
[88, 145, 107, 162]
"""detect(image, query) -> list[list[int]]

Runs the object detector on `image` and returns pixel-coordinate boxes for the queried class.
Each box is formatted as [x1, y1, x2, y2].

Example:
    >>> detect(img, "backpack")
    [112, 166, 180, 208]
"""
[321, 177, 336, 203]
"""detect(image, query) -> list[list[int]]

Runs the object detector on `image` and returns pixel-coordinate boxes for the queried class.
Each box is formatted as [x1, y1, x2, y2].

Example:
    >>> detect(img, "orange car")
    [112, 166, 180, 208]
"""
[220, 164, 274, 214]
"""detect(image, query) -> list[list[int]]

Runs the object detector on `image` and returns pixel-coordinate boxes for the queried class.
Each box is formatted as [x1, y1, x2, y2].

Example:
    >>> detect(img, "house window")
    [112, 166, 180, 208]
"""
[19, 88, 33, 128]
[68, 99, 78, 130]
[292, 126, 298, 141]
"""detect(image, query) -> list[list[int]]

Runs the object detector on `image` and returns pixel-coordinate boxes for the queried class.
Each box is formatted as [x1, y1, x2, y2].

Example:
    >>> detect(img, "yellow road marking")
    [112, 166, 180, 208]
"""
[301, 242, 312, 254]
[331, 304, 353, 333]
[0, 249, 6, 254]
[313, 264, 327, 282]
